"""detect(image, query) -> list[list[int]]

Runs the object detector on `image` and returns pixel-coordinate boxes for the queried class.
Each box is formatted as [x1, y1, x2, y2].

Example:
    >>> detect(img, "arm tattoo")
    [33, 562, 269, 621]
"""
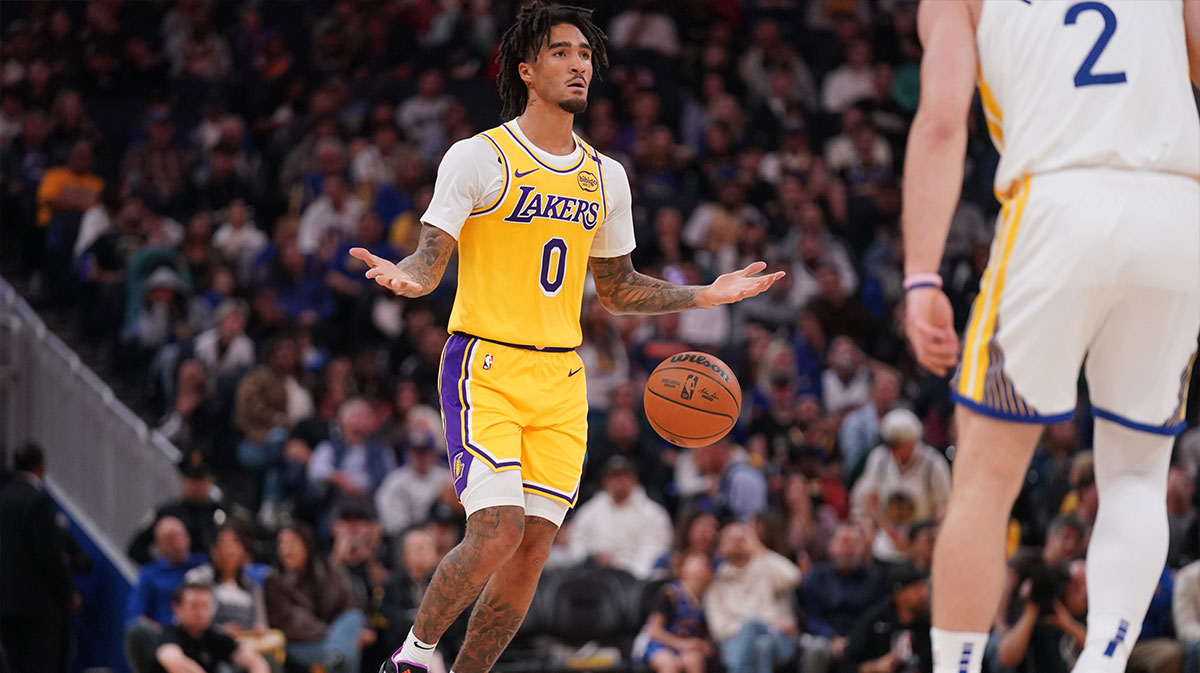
[589, 254, 707, 315]
[395, 224, 456, 295]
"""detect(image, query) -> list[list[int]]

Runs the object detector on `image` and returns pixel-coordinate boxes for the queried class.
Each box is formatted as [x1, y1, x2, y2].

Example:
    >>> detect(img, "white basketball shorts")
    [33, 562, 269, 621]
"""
[951, 168, 1199, 435]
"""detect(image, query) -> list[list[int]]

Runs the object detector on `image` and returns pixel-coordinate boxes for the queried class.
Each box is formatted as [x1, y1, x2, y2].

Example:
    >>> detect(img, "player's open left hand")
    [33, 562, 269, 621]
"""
[349, 247, 422, 297]
[905, 287, 960, 376]
[701, 261, 785, 307]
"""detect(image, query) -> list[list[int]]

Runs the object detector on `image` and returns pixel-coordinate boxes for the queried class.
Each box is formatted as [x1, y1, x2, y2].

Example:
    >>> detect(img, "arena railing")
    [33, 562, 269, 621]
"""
[0, 276, 180, 581]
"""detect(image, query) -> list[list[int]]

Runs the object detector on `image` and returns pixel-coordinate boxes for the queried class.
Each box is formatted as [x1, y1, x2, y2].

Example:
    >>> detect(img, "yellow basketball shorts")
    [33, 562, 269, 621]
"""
[438, 332, 588, 508]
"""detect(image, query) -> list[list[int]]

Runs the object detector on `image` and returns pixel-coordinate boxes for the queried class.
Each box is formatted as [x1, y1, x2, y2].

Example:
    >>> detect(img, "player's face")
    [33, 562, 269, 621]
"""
[527, 23, 592, 115]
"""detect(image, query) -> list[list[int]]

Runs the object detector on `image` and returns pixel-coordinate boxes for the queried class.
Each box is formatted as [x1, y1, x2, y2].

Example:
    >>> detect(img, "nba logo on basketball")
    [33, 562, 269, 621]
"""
[482, 354, 493, 370]
[453, 454, 464, 479]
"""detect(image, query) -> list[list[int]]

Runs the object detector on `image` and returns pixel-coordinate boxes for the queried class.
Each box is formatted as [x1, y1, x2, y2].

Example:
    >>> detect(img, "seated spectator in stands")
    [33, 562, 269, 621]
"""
[1174, 558, 1200, 673]
[1131, 567, 1185, 673]
[298, 174, 365, 255]
[327, 501, 392, 665]
[687, 439, 769, 522]
[787, 229, 858, 312]
[212, 199, 267, 285]
[376, 429, 451, 537]
[705, 523, 800, 673]
[820, 337, 871, 417]
[643, 550, 715, 673]
[843, 564, 932, 673]
[36, 138, 104, 299]
[654, 508, 721, 575]
[128, 453, 227, 565]
[807, 265, 873, 346]
[188, 142, 253, 215]
[1063, 452, 1099, 531]
[264, 241, 336, 328]
[905, 520, 938, 573]
[578, 297, 631, 414]
[154, 583, 270, 673]
[265, 523, 368, 673]
[839, 367, 902, 475]
[853, 409, 950, 564]
[1169, 465, 1200, 568]
[121, 266, 195, 357]
[309, 398, 396, 515]
[122, 108, 192, 217]
[184, 521, 269, 634]
[1012, 420, 1080, 544]
[568, 457, 674, 580]
[800, 523, 886, 673]
[125, 517, 207, 673]
[193, 298, 255, 381]
[587, 406, 670, 501]
[734, 261, 796, 337]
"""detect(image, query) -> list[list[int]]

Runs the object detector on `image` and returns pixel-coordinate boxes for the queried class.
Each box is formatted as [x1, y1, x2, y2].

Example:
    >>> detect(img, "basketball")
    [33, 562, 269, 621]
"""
[644, 351, 742, 448]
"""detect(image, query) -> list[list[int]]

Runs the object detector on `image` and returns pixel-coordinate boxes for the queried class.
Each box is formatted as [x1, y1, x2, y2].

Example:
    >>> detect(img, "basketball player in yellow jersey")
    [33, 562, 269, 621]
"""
[349, 4, 783, 673]
[902, 2, 1200, 673]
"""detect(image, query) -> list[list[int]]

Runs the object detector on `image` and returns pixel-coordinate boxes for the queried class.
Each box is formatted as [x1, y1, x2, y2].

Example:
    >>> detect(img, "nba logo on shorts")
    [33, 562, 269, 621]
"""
[483, 354, 493, 370]
[453, 453, 465, 479]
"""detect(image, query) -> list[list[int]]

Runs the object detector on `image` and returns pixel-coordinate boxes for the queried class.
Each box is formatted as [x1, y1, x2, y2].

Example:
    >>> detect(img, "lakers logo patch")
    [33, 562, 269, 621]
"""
[482, 354, 493, 370]
[453, 453, 465, 479]
[577, 170, 599, 192]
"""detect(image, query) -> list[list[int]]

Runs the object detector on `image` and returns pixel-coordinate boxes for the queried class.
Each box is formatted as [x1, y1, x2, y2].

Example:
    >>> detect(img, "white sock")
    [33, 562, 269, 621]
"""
[391, 628, 437, 669]
[1071, 419, 1172, 673]
[931, 627, 988, 673]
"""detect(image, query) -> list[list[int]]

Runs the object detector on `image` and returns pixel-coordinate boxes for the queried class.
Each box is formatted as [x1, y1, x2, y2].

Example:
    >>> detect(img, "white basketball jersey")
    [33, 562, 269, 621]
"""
[976, 0, 1200, 197]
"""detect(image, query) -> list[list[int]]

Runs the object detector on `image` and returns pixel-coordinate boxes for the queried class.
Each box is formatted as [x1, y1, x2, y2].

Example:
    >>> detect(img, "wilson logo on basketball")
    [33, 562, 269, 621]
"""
[577, 170, 599, 192]
[668, 353, 732, 383]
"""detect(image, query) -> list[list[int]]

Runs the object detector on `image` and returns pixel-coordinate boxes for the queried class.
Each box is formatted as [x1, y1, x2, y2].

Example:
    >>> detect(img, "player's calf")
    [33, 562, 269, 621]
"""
[386, 506, 526, 673]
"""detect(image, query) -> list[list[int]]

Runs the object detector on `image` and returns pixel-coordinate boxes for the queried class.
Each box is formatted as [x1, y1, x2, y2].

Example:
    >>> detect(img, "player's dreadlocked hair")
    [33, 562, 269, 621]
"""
[496, 2, 608, 121]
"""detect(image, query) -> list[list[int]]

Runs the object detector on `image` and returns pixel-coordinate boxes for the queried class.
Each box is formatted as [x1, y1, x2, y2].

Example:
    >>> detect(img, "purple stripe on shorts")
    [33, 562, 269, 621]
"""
[439, 334, 520, 499]
[440, 334, 475, 498]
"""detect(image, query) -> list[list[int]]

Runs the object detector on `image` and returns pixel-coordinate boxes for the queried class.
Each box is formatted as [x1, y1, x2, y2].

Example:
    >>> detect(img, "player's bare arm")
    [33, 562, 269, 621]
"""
[349, 224, 455, 297]
[900, 0, 978, 376]
[1185, 0, 1200, 88]
[588, 254, 784, 315]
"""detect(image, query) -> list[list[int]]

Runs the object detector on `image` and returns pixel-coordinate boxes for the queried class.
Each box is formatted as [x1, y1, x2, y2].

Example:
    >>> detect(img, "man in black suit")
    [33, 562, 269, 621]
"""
[0, 443, 77, 673]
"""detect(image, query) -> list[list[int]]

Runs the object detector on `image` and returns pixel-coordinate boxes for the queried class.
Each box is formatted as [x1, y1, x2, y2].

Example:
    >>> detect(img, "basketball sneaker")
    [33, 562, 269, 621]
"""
[379, 653, 428, 673]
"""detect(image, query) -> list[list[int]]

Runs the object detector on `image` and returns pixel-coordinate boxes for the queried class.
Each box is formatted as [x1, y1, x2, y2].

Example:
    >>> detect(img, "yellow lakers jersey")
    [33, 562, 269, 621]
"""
[448, 122, 608, 349]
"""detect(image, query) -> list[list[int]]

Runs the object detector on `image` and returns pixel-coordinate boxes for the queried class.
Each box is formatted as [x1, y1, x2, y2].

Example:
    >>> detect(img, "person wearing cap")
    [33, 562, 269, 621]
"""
[842, 564, 933, 673]
[128, 451, 227, 566]
[566, 456, 673, 580]
[375, 429, 451, 538]
[852, 408, 950, 565]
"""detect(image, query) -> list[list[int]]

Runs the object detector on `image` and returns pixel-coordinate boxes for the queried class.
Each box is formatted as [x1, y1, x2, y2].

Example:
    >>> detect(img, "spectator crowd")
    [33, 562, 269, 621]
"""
[1, 1, 1198, 673]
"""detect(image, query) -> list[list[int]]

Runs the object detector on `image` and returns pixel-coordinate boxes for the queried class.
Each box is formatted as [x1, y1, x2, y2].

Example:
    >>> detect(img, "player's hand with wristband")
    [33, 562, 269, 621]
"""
[903, 272, 959, 376]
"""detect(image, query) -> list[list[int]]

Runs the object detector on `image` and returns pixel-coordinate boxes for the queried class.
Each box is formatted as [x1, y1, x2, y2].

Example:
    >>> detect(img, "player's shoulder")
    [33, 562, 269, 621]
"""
[442, 134, 498, 164]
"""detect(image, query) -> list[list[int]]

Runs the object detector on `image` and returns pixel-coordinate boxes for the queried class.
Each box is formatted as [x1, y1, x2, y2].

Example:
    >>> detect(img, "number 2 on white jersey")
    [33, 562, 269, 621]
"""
[1065, 1, 1128, 88]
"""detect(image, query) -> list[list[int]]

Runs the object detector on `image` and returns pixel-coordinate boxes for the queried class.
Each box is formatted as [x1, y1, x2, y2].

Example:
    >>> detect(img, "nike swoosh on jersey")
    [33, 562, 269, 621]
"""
[514, 167, 540, 178]
[568, 367, 582, 377]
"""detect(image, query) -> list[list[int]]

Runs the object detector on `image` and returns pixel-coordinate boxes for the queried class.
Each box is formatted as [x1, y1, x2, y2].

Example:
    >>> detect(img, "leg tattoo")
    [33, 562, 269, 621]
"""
[452, 517, 559, 673]
[410, 506, 525, 643]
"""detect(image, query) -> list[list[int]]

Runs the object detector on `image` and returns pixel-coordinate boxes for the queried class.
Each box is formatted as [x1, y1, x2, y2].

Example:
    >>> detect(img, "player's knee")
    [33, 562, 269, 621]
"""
[464, 505, 526, 561]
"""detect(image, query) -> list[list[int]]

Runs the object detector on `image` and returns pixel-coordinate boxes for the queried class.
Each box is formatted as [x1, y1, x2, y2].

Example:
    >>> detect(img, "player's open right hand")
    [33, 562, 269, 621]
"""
[904, 286, 960, 376]
[349, 247, 423, 297]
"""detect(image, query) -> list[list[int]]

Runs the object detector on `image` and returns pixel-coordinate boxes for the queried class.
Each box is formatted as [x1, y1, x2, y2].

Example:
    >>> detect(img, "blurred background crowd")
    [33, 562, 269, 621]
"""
[1, 1, 1198, 673]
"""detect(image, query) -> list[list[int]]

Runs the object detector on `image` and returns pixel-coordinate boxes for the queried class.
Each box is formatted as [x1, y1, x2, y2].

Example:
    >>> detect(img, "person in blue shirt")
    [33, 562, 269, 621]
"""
[643, 550, 715, 673]
[799, 523, 886, 673]
[124, 516, 207, 673]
